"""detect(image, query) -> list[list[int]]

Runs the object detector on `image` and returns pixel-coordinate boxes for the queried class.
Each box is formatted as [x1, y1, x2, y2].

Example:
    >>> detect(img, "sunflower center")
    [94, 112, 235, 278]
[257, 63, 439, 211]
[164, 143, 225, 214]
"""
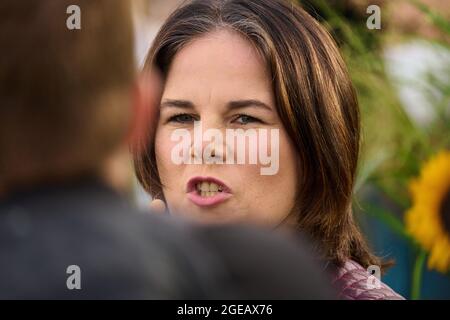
[441, 190, 450, 234]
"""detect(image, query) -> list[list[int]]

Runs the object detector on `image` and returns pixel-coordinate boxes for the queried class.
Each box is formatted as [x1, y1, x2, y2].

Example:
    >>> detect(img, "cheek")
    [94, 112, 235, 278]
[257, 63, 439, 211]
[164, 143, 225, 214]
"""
[279, 131, 298, 188]
[154, 129, 185, 212]
[154, 128, 179, 183]
[245, 131, 298, 223]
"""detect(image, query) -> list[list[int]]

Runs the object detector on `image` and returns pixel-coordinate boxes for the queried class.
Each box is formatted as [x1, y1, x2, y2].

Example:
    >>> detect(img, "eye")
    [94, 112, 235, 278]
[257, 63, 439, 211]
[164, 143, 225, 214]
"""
[167, 113, 197, 124]
[233, 114, 263, 125]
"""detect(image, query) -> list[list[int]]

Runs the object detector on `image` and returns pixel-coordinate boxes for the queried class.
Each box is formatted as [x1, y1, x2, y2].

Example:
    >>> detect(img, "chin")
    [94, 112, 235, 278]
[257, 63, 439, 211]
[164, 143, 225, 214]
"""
[178, 206, 242, 224]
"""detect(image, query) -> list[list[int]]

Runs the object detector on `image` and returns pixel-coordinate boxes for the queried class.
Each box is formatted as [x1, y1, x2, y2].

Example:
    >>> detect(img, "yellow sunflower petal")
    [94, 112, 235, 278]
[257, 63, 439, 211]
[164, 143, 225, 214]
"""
[405, 150, 450, 274]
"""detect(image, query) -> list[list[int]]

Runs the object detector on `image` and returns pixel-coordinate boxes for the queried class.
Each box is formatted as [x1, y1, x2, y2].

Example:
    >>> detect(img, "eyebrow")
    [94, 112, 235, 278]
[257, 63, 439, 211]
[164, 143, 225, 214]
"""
[160, 99, 195, 109]
[160, 99, 273, 112]
[227, 99, 273, 112]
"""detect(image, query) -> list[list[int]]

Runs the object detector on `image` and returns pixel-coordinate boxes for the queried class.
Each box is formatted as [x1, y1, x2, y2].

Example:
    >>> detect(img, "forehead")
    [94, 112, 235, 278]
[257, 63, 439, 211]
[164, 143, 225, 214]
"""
[163, 29, 272, 101]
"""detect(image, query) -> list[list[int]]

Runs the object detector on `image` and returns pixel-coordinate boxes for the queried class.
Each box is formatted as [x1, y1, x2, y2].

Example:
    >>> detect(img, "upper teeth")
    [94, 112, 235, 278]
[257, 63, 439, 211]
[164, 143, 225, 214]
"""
[196, 182, 223, 192]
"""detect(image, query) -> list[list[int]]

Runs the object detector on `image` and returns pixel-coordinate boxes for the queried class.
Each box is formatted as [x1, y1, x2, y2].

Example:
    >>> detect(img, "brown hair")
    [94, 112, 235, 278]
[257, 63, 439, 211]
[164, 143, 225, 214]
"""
[0, 0, 134, 193]
[134, 0, 381, 269]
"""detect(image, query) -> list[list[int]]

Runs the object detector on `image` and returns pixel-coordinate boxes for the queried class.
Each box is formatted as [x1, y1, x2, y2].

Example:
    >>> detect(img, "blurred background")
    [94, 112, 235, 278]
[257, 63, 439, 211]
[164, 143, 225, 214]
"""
[132, 0, 450, 299]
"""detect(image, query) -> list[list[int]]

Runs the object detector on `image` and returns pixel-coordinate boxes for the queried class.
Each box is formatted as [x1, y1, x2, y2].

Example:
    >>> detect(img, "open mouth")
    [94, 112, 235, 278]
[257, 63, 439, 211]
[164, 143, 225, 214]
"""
[186, 176, 232, 207]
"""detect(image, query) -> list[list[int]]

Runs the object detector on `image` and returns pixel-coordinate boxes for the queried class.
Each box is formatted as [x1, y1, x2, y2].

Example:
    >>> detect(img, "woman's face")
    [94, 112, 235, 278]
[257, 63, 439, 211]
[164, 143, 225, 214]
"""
[155, 30, 298, 225]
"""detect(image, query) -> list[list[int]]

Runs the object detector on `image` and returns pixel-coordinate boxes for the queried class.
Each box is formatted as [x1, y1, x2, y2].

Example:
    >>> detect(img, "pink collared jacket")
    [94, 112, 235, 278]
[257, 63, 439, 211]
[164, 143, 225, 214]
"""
[330, 260, 405, 300]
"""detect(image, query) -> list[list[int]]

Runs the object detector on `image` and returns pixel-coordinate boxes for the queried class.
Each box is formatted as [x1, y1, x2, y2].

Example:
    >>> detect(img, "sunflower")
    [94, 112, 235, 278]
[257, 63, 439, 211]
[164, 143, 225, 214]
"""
[405, 150, 450, 274]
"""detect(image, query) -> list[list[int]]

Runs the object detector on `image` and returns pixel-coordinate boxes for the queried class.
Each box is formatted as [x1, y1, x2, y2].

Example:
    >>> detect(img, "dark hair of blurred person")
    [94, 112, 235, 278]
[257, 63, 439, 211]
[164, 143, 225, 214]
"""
[0, 0, 146, 196]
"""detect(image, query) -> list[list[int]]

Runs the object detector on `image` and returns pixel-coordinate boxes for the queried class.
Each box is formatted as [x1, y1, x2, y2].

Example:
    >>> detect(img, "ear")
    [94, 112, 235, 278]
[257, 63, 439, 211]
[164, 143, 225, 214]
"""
[128, 69, 162, 154]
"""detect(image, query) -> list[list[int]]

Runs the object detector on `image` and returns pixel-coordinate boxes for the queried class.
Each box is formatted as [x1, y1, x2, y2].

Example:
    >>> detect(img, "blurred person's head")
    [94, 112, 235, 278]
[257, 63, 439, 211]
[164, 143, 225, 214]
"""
[134, 0, 380, 268]
[0, 0, 155, 196]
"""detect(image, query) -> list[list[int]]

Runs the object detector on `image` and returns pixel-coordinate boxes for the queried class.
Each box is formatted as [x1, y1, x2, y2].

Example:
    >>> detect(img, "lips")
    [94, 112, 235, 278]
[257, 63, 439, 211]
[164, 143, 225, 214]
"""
[186, 176, 232, 207]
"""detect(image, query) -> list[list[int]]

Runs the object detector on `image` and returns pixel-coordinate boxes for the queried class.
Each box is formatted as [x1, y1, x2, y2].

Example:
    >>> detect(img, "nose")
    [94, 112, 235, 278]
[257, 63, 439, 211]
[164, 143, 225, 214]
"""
[189, 120, 227, 164]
